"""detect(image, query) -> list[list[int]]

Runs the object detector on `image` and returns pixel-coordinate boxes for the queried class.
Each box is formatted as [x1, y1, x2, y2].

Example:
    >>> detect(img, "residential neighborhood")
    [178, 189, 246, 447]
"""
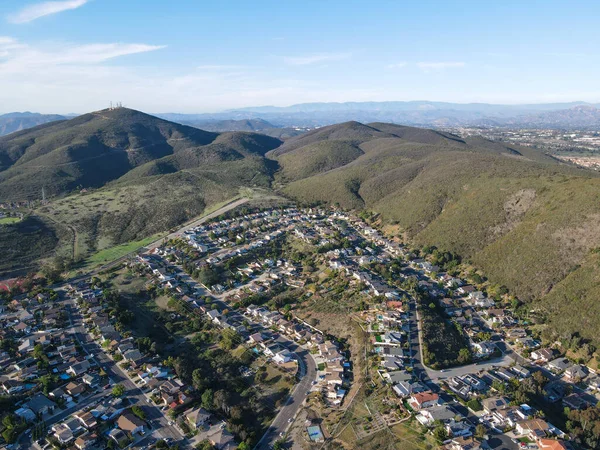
[0, 205, 595, 449]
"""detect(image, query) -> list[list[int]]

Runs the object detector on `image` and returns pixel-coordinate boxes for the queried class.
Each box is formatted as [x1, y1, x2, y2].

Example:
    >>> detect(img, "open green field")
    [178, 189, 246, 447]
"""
[0, 216, 22, 224]
[83, 234, 160, 267]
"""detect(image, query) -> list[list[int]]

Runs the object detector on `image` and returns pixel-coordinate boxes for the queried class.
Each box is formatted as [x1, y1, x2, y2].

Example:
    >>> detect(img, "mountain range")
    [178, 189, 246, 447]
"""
[0, 112, 66, 137]
[1, 108, 599, 345]
[158, 101, 600, 129]
[4, 102, 600, 140]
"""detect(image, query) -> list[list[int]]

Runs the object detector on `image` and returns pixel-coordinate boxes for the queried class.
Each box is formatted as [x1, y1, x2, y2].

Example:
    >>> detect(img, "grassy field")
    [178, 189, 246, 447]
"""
[0, 216, 22, 224]
[81, 234, 161, 268]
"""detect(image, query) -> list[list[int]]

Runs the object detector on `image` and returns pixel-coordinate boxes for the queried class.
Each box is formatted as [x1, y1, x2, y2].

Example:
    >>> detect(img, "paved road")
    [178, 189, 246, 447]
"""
[65, 300, 185, 444]
[255, 343, 316, 450]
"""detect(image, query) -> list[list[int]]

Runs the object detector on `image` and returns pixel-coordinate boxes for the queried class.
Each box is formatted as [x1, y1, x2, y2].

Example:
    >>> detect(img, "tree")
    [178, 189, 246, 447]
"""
[220, 329, 239, 350]
[467, 399, 482, 411]
[432, 425, 448, 444]
[201, 389, 214, 410]
[474, 424, 486, 439]
[33, 343, 45, 360]
[213, 389, 230, 413]
[112, 384, 125, 397]
[131, 405, 146, 420]
[192, 368, 207, 391]
[195, 440, 215, 450]
[457, 348, 472, 364]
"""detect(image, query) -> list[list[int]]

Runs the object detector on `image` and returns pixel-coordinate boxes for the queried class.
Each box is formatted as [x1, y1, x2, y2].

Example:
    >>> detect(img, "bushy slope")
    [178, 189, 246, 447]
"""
[276, 141, 364, 181]
[269, 121, 395, 156]
[0, 108, 220, 199]
[0, 216, 68, 274]
[276, 121, 600, 344]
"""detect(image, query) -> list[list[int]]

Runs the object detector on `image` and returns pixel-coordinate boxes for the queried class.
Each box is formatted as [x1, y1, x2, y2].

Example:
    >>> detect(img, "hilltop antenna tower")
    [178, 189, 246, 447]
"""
[42, 186, 46, 203]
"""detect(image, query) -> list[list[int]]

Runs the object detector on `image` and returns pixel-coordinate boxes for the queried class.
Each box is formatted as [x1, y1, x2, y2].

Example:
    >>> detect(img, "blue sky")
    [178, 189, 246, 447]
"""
[1, 0, 599, 113]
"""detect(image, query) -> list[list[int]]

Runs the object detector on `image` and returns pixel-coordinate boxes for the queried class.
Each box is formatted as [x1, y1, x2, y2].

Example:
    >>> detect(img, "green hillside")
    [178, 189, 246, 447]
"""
[0, 107, 221, 200]
[0, 108, 281, 274]
[276, 121, 600, 344]
[3, 112, 600, 344]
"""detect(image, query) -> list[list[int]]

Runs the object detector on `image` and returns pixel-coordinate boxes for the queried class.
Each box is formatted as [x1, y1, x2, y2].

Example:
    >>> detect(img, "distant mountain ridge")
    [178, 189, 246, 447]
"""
[513, 105, 600, 128]
[156, 101, 600, 130]
[7, 101, 600, 139]
[0, 112, 66, 137]
[233, 100, 597, 114]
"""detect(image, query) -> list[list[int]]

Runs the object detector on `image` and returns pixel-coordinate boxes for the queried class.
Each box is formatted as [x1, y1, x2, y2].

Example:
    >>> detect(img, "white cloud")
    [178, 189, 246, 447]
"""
[196, 65, 246, 71]
[283, 52, 351, 66]
[416, 61, 465, 71]
[8, 0, 89, 24]
[387, 62, 407, 69]
[0, 38, 165, 73]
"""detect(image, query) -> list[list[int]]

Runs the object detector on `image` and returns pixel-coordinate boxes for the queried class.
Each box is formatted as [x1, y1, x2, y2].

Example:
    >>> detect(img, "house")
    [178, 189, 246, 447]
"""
[117, 411, 145, 435]
[563, 364, 588, 382]
[66, 381, 86, 396]
[26, 393, 56, 416]
[462, 374, 486, 391]
[118, 342, 135, 354]
[108, 428, 129, 447]
[473, 341, 496, 356]
[15, 407, 36, 423]
[417, 405, 458, 426]
[18, 338, 35, 353]
[2, 379, 24, 395]
[123, 349, 144, 363]
[516, 337, 539, 349]
[74, 432, 97, 450]
[383, 370, 412, 385]
[76, 411, 98, 429]
[52, 423, 74, 444]
[49, 387, 71, 402]
[445, 419, 472, 438]
[482, 396, 510, 414]
[516, 418, 550, 440]
[82, 373, 101, 387]
[409, 391, 441, 410]
[511, 365, 531, 379]
[547, 357, 573, 373]
[248, 332, 263, 344]
[67, 360, 91, 376]
[562, 393, 591, 410]
[207, 422, 238, 449]
[446, 436, 490, 450]
[273, 350, 293, 364]
[531, 348, 554, 362]
[536, 439, 569, 450]
[496, 367, 516, 381]
[185, 407, 211, 430]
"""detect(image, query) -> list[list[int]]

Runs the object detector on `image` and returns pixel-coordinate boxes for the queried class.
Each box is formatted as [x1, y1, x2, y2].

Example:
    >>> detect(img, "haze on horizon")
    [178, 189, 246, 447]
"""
[1, 0, 600, 114]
